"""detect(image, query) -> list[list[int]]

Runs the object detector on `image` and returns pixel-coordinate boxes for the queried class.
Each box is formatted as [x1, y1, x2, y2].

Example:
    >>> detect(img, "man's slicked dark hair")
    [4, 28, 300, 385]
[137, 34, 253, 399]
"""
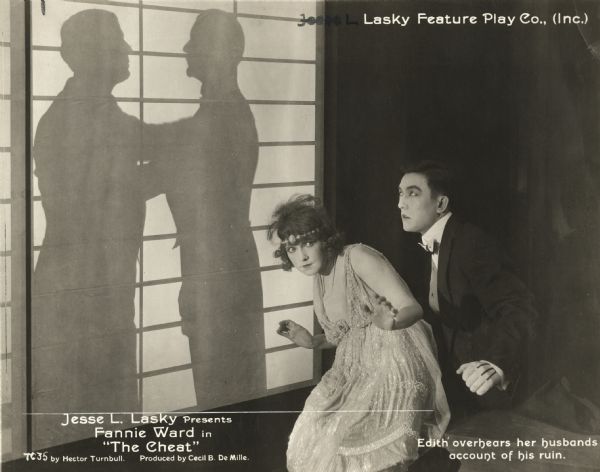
[400, 160, 456, 211]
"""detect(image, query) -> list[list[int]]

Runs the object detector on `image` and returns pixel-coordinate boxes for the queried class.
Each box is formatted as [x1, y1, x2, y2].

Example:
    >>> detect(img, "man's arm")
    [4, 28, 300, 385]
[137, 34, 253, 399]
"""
[460, 228, 538, 387]
[139, 121, 181, 200]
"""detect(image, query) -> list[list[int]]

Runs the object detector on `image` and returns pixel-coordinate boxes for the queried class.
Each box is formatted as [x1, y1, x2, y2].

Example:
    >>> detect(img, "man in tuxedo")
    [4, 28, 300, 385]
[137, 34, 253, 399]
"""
[398, 160, 537, 414]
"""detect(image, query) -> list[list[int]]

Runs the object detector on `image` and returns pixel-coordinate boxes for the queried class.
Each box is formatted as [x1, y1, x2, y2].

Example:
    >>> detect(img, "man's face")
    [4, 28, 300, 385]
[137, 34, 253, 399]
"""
[398, 172, 443, 234]
[65, 15, 132, 85]
[183, 24, 210, 81]
[105, 26, 132, 84]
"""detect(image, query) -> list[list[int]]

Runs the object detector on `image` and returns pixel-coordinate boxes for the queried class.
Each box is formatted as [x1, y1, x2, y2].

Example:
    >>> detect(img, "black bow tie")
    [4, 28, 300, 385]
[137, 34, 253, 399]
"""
[418, 240, 439, 255]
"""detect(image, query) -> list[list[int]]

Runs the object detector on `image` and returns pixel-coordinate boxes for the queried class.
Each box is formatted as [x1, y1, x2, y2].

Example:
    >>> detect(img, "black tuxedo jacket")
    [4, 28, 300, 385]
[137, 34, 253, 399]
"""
[422, 215, 537, 403]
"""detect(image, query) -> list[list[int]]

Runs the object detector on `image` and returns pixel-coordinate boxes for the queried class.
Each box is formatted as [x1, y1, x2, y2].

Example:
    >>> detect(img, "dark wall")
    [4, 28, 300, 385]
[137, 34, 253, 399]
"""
[323, 0, 600, 403]
[324, 0, 517, 289]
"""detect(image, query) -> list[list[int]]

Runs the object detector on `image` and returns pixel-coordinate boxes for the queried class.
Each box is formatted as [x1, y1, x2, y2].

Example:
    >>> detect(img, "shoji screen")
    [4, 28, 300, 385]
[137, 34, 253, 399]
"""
[18, 0, 322, 452]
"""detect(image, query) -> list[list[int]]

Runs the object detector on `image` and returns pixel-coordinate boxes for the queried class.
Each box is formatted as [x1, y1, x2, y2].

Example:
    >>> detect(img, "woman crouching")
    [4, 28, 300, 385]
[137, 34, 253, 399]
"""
[268, 195, 449, 472]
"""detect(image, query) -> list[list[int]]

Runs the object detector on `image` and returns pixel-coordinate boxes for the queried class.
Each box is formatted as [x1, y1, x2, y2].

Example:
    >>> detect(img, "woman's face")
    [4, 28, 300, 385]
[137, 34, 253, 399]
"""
[286, 240, 326, 276]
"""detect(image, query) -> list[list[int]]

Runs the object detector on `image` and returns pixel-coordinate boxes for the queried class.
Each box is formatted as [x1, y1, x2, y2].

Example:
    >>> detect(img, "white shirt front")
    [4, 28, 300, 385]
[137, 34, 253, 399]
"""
[421, 212, 452, 268]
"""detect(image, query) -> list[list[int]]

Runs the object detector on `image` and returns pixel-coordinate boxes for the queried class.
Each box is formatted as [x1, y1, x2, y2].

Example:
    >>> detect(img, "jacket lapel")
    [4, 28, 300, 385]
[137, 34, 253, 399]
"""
[437, 214, 459, 305]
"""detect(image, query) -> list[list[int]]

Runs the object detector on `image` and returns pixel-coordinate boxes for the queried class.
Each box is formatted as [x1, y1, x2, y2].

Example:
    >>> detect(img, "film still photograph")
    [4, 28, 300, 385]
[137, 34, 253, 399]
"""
[1, 0, 599, 471]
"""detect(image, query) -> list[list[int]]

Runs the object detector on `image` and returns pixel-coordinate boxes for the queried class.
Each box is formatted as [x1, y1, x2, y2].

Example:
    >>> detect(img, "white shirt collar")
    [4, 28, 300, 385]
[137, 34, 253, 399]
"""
[421, 212, 452, 251]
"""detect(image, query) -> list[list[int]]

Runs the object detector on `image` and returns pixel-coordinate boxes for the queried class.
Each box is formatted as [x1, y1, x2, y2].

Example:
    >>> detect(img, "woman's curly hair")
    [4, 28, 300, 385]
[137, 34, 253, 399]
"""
[267, 195, 344, 271]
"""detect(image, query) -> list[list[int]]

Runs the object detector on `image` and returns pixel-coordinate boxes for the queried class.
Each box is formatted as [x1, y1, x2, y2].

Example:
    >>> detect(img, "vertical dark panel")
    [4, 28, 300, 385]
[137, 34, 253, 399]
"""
[7, 0, 30, 458]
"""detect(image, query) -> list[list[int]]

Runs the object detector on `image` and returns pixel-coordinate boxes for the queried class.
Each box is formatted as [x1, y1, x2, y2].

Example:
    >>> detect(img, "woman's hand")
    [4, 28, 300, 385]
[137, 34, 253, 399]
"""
[277, 320, 314, 348]
[349, 245, 422, 329]
[366, 294, 398, 331]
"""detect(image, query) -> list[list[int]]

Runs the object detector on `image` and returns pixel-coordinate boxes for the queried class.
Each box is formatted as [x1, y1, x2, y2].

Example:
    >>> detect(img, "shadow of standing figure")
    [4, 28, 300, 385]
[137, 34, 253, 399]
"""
[150, 10, 266, 408]
[32, 9, 144, 448]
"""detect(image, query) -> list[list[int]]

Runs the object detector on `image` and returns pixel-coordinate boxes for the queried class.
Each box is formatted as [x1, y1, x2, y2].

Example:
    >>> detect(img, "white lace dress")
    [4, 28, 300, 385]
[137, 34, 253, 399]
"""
[287, 245, 449, 472]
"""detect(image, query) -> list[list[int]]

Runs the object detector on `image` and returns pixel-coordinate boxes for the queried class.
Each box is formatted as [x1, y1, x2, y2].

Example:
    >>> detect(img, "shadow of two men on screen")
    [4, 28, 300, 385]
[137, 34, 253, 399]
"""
[32, 8, 265, 447]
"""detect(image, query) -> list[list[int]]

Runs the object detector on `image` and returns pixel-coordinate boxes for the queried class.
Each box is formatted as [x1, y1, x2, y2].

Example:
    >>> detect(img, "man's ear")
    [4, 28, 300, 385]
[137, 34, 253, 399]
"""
[437, 195, 449, 214]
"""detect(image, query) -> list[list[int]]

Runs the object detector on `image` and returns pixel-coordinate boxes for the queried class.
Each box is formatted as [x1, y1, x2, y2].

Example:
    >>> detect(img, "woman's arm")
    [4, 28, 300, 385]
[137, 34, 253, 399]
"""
[310, 333, 336, 350]
[350, 245, 423, 329]
[277, 320, 335, 349]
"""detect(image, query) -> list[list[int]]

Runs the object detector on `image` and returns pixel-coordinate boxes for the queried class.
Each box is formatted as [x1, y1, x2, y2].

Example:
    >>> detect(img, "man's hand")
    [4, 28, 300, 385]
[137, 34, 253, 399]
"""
[456, 361, 501, 395]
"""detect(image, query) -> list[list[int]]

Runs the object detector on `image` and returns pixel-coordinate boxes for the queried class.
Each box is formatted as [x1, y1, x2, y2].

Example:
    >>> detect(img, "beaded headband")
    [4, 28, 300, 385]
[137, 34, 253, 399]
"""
[274, 229, 320, 259]
[281, 228, 319, 247]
